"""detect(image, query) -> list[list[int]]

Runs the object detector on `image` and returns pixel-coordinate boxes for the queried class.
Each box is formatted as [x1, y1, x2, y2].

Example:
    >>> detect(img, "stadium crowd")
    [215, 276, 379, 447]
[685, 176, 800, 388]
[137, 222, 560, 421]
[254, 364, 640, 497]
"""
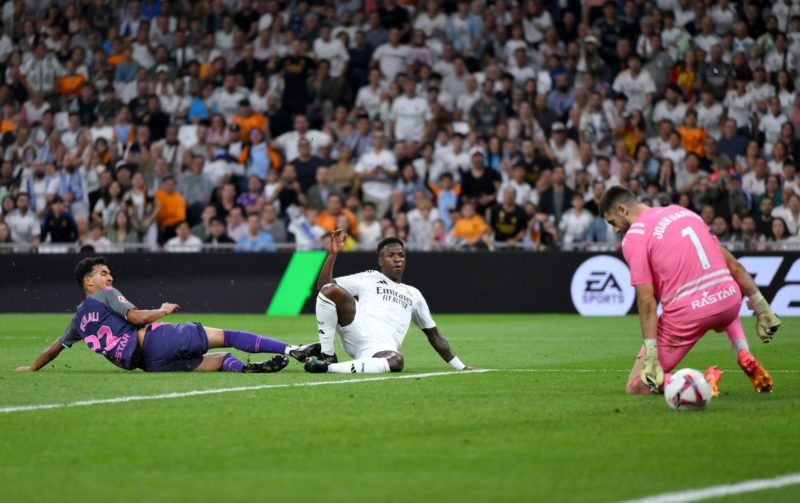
[1, 0, 800, 253]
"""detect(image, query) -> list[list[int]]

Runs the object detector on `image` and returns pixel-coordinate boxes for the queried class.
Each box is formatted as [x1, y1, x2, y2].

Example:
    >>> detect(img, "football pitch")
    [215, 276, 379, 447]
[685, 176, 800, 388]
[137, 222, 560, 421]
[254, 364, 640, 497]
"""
[1, 313, 798, 502]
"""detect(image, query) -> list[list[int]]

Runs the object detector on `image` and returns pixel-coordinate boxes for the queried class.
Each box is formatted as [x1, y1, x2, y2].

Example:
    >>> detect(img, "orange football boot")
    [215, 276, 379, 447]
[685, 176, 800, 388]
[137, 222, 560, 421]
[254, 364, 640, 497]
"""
[737, 350, 773, 393]
[703, 366, 723, 397]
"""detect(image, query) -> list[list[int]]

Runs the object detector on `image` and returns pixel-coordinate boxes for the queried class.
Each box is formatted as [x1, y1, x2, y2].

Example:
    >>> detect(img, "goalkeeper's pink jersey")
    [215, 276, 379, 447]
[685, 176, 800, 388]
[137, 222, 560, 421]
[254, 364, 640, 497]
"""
[621, 205, 741, 319]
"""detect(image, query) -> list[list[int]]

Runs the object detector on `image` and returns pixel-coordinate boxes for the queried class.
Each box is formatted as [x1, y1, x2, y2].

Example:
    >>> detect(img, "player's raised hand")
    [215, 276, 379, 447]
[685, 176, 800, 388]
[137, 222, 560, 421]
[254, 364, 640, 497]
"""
[328, 229, 348, 255]
[160, 303, 180, 315]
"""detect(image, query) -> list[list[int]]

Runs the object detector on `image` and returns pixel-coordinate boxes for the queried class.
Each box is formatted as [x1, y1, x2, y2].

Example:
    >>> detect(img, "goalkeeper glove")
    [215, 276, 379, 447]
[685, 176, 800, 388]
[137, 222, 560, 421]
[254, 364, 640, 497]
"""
[747, 291, 781, 343]
[641, 339, 664, 393]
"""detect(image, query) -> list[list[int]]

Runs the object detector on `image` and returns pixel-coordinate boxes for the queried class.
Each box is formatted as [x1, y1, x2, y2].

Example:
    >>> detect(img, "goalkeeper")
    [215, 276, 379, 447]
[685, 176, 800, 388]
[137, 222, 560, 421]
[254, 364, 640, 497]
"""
[599, 187, 780, 396]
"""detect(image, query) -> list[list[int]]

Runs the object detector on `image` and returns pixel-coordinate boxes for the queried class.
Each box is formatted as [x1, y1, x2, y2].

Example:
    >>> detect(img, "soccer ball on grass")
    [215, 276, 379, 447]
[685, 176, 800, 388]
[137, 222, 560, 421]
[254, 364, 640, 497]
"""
[664, 368, 712, 411]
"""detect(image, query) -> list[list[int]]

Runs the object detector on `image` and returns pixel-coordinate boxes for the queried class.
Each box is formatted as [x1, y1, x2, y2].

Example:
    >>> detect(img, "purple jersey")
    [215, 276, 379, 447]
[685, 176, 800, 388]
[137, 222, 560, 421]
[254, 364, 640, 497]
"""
[59, 287, 140, 370]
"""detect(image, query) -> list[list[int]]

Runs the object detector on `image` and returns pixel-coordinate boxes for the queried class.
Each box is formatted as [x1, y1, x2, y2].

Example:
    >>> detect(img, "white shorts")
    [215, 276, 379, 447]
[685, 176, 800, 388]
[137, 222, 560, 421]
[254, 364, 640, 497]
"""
[337, 303, 399, 359]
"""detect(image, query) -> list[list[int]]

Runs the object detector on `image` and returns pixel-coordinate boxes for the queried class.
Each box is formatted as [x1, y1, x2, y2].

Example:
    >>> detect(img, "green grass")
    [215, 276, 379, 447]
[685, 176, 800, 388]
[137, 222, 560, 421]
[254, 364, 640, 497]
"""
[0, 314, 798, 502]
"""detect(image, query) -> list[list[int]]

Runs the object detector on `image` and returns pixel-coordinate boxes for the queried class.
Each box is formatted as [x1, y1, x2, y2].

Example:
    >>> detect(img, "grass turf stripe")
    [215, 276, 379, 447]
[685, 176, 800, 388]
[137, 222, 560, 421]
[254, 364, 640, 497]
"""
[0, 369, 493, 414]
[266, 251, 327, 316]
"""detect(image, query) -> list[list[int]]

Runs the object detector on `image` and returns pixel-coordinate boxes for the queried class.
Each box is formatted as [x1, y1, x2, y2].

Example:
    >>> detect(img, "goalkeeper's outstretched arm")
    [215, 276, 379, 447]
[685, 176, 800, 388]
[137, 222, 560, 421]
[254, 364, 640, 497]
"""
[720, 246, 781, 342]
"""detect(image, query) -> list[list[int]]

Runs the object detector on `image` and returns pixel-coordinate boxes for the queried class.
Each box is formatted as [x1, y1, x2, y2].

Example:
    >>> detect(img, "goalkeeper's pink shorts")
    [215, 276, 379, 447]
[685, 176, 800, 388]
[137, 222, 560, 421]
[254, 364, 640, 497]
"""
[635, 302, 744, 372]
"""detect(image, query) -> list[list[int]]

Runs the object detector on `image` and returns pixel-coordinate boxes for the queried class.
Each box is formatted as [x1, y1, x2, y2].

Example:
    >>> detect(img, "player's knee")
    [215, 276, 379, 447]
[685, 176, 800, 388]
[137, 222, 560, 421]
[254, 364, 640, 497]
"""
[319, 284, 344, 302]
[626, 378, 650, 395]
[382, 352, 404, 372]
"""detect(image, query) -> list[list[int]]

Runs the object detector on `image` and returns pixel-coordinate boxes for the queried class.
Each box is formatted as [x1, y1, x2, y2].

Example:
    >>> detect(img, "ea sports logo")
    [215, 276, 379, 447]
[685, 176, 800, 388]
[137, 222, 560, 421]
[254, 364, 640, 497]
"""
[570, 255, 635, 316]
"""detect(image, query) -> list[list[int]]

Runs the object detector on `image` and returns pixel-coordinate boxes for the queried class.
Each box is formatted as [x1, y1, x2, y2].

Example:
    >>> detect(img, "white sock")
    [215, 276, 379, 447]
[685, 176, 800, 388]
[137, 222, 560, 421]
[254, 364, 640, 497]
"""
[731, 338, 750, 354]
[285, 345, 299, 355]
[327, 358, 391, 374]
[315, 292, 338, 355]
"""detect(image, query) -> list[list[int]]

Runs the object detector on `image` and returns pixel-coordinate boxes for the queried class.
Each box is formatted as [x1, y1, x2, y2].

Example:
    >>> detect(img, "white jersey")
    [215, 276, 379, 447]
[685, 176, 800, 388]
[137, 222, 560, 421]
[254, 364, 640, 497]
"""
[335, 270, 436, 358]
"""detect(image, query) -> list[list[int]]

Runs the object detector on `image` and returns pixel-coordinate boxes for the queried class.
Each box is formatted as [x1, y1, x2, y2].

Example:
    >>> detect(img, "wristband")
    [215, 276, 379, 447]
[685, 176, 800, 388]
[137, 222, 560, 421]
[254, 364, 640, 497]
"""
[643, 339, 656, 349]
[448, 356, 466, 370]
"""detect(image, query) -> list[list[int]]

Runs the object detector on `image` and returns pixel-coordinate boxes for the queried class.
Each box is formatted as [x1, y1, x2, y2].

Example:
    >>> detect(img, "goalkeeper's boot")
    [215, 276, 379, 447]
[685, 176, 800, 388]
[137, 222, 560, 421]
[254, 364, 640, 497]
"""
[737, 350, 773, 393]
[703, 366, 723, 398]
[243, 355, 289, 373]
[304, 353, 337, 373]
[289, 342, 322, 363]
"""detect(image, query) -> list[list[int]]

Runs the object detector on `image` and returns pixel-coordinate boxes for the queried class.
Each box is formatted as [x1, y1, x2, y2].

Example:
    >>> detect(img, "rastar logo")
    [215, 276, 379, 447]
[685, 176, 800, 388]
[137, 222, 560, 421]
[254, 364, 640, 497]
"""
[571, 256, 635, 316]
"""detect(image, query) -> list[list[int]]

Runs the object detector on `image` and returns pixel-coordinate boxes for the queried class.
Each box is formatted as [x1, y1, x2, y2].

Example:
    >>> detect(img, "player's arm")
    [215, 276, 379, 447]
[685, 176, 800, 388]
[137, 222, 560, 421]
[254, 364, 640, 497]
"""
[421, 327, 478, 371]
[16, 338, 64, 372]
[636, 283, 663, 392]
[316, 229, 346, 290]
[720, 245, 781, 342]
[126, 303, 180, 327]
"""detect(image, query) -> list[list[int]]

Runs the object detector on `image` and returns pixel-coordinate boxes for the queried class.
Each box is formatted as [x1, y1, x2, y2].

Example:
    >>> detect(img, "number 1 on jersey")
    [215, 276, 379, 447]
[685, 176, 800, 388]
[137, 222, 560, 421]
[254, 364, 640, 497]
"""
[681, 226, 711, 270]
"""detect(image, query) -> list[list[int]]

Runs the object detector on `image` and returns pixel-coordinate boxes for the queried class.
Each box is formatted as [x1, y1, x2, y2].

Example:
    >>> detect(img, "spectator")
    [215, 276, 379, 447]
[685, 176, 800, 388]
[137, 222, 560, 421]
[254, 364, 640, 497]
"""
[451, 201, 491, 250]
[164, 221, 203, 252]
[178, 156, 215, 224]
[307, 166, 346, 212]
[107, 209, 141, 248]
[5, 193, 41, 249]
[357, 202, 382, 250]
[260, 205, 287, 244]
[83, 221, 113, 253]
[356, 130, 398, 216]
[204, 216, 235, 248]
[41, 196, 78, 243]
[772, 191, 800, 235]
[317, 193, 358, 237]
[490, 187, 527, 249]
[559, 193, 594, 250]
[536, 166, 575, 224]
[154, 176, 186, 244]
[236, 213, 276, 252]
[461, 150, 501, 215]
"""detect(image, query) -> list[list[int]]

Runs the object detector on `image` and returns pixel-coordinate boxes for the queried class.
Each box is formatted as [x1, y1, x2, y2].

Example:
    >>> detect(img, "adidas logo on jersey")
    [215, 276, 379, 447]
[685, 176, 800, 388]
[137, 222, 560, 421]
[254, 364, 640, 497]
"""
[377, 280, 388, 285]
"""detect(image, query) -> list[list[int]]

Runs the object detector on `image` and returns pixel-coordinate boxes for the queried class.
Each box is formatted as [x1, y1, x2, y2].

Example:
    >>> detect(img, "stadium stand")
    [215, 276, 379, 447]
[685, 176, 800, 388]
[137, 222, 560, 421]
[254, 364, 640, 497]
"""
[1, 0, 800, 254]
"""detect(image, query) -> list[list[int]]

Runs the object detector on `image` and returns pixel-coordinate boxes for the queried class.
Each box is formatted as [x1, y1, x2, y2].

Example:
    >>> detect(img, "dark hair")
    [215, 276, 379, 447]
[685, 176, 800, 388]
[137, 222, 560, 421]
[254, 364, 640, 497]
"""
[598, 186, 639, 216]
[377, 237, 405, 254]
[74, 256, 107, 287]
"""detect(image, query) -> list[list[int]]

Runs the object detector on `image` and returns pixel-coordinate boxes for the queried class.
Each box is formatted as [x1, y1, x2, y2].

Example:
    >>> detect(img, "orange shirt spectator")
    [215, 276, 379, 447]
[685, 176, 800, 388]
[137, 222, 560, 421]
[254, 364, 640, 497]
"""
[232, 111, 267, 141]
[452, 203, 490, 244]
[58, 73, 86, 97]
[154, 177, 187, 229]
[317, 208, 359, 237]
[678, 111, 707, 157]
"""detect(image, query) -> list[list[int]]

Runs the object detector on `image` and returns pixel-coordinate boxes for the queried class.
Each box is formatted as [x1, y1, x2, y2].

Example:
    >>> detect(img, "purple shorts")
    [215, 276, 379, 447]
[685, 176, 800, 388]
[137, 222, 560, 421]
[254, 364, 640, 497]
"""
[140, 322, 209, 372]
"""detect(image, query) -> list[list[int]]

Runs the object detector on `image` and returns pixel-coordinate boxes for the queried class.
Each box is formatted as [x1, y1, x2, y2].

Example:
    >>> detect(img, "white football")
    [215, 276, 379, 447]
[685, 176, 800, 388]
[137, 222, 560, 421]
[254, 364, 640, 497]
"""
[664, 368, 712, 411]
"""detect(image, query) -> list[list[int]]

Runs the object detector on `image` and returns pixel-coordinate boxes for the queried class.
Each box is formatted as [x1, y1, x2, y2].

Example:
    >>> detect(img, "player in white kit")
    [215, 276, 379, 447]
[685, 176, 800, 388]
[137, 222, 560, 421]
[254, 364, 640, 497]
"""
[292, 230, 474, 373]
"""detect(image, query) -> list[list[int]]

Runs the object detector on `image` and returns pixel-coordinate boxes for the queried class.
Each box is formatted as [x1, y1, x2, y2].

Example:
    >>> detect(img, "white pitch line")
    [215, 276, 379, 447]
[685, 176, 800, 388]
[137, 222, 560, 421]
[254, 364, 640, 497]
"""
[0, 369, 494, 414]
[619, 472, 800, 503]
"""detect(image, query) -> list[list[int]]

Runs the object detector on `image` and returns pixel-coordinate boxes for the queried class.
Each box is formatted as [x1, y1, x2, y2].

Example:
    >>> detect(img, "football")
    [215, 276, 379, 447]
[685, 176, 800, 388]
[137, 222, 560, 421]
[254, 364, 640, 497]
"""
[664, 369, 713, 411]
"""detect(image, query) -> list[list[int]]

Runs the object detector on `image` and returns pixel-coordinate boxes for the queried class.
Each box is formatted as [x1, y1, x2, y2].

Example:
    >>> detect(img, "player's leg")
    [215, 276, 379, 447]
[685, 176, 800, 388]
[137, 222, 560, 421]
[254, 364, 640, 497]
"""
[321, 350, 404, 374]
[204, 326, 296, 355]
[717, 312, 773, 392]
[315, 283, 357, 356]
[194, 352, 226, 371]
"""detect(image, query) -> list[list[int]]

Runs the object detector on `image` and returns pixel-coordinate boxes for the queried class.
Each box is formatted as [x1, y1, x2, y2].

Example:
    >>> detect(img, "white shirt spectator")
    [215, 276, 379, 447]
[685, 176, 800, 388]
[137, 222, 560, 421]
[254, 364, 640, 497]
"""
[164, 234, 203, 252]
[652, 100, 688, 126]
[697, 101, 725, 140]
[497, 179, 533, 206]
[0, 33, 12, 63]
[313, 37, 350, 78]
[358, 220, 382, 249]
[372, 43, 411, 83]
[414, 12, 447, 37]
[612, 69, 656, 114]
[765, 50, 796, 75]
[724, 91, 755, 129]
[355, 84, 384, 119]
[5, 208, 41, 244]
[760, 113, 789, 155]
[20, 54, 62, 93]
[274, 129, 332, 162]
[747, 82, 775, 103]
[355, 148, 398, 203]
[549, 138, 579, 168]
[693, 33, 720, 54]
[558, 208, 593, 248]
[131, 41, 155, 69]
[742, 171, 767, 196]
[390, 95, 432, 142]
[211, 87, 247, 122]
[455, 88, 481, 119]
[772, 205, 800, 234]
